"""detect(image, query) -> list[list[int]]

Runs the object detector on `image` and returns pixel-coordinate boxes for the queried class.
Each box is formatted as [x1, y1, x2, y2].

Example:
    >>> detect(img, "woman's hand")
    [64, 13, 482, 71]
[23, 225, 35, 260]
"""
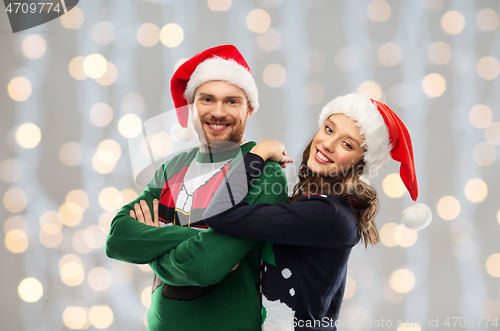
[130, 199, 160, 227]
[250, 140, 294, 168]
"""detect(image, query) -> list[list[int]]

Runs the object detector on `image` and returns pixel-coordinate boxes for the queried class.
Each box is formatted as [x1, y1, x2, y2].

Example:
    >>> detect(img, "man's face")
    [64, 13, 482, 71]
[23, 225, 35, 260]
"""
[191, 80, 254, 147]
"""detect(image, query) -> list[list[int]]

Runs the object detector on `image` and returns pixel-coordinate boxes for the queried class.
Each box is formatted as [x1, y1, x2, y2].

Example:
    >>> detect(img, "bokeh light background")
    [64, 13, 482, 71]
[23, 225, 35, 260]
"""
[1, 0, 500, 330]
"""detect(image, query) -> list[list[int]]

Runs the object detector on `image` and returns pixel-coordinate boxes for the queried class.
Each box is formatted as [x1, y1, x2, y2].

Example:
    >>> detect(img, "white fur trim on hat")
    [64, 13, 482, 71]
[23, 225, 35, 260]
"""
[170, 122, 198, 142]
[184, 57, 259, 113]
[318, 93, 392, 178]
[402, 202, 432, 230]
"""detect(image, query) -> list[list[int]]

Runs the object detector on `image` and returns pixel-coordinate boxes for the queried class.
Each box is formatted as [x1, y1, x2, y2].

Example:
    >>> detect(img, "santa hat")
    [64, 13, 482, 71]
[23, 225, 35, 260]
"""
[318, 93, 432, 230]
[170, 45, 259, 142]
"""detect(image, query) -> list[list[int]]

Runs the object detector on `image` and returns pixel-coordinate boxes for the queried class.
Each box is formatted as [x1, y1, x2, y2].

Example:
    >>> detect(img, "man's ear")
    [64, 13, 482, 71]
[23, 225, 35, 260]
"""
[246, 104, 255, 118]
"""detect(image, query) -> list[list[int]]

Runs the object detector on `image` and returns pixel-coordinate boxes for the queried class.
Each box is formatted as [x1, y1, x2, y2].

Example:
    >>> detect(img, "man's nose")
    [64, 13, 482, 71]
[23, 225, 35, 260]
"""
[211, 101, 227, 118]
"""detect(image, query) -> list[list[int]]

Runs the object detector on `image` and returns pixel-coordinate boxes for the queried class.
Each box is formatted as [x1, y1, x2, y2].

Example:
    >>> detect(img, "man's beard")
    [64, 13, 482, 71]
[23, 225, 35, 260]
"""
[198, 123, 244, 152]
[192, 106, 246, 150]
[202, 125, 243, 143]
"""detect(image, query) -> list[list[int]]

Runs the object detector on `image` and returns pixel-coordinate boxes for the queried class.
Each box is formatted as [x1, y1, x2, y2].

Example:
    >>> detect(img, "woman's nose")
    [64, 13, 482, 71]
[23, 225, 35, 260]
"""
[322, 137, 336, 153]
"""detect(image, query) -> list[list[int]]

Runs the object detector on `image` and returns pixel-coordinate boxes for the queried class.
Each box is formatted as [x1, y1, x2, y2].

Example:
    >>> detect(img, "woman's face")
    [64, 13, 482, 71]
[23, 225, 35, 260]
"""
[307, 114, 366, 177]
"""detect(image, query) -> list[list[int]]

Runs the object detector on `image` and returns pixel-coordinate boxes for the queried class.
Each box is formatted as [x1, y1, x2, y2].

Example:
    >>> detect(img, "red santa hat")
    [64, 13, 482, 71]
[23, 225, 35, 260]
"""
[170, 45, 259, 142]
[318, 93, 432, 230]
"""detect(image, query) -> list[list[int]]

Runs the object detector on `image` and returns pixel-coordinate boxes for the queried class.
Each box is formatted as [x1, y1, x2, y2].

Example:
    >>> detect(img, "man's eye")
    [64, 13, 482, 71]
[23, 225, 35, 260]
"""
[229, 100, 238, 105]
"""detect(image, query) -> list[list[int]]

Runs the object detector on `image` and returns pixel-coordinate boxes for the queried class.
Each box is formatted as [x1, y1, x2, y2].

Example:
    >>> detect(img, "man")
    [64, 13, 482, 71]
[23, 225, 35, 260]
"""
[106, 45, 288, 330]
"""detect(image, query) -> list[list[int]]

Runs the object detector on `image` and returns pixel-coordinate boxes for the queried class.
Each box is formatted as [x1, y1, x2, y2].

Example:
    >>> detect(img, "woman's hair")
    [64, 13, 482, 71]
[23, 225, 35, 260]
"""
[290, 139, 380, 249]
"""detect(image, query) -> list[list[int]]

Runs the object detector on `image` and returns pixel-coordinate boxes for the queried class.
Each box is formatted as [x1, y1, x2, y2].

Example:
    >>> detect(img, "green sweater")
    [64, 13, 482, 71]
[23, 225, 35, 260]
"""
[106, 141, 288, 330]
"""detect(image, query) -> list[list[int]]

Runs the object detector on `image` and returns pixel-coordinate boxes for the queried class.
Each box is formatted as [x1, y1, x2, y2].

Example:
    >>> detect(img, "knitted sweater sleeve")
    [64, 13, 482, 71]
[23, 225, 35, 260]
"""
[204, 153, 360, 250]
[148, 160, 288, 287]
[105, 156, 200, 264]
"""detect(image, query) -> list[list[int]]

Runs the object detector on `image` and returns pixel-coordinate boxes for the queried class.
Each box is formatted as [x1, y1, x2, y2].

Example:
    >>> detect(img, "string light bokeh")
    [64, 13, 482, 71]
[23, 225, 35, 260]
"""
[1, 0, 499, 330]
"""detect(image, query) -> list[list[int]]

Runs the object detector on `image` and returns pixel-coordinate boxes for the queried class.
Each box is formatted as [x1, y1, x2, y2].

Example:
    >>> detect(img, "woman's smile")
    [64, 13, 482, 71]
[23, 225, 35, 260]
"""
[314, 148, 333, 164]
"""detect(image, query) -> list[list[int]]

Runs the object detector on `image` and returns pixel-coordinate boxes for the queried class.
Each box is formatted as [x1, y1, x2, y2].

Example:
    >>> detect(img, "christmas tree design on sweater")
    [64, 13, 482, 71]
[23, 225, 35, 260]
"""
[261, 242, 296, 330]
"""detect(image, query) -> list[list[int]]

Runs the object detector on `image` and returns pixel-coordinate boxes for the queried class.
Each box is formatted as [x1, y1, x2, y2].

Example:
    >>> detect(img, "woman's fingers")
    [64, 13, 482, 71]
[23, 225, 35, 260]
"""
[278, 148, 294, 168]
[134, 203, 145, 223]
[251, 139, 294, 164]
[129, 210, 136, 219]
[153, 199, 159, 227]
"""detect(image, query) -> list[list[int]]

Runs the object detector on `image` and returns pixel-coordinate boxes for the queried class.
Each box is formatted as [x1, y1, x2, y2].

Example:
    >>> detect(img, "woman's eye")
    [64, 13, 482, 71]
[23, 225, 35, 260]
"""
[325, 126, 333, 133]
[344, 142, 353, 150]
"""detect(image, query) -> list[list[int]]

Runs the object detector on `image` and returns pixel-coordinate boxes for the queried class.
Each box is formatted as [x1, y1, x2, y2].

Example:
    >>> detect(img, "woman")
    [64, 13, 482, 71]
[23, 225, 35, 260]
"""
[133, 93, 432, 330]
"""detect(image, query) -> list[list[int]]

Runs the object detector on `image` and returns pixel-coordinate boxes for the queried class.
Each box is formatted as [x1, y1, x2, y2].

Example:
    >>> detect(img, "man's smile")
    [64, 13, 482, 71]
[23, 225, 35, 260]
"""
[206, 122, 230, 132]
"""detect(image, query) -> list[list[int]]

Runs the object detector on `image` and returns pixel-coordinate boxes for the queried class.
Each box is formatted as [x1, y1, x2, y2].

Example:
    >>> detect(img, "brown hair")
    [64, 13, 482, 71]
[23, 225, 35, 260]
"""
[290, 140, 380, 249]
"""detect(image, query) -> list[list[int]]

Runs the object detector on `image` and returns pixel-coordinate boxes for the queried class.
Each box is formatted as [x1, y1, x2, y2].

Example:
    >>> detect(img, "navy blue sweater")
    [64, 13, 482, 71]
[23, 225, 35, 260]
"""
[203, 153, 360, 330]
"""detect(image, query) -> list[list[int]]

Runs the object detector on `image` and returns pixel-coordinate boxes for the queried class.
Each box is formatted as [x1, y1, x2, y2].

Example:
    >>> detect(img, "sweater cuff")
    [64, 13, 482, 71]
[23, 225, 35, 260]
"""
[243, 153, 266, 186]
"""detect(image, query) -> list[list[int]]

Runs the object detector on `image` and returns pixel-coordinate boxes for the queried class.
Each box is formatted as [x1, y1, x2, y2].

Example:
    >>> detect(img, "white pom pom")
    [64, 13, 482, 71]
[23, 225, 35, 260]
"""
[170, 122, 198, 142]
[402, 202, 432, 230]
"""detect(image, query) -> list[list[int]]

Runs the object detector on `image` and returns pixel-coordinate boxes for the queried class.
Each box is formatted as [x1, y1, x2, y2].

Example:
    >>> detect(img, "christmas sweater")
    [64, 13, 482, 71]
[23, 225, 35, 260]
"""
[203, 153, 361, 330]
[105, 142, 288, 331]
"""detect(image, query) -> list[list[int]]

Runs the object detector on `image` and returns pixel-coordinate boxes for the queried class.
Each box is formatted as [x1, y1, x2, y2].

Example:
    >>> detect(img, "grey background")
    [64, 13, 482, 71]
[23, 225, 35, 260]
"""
[1, 0, 499, 330]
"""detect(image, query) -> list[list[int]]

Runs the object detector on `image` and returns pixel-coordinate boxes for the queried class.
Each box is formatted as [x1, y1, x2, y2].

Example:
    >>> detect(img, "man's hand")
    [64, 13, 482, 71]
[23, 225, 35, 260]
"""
[230, 263, 240, 273]
[130, 199, 160, 227]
